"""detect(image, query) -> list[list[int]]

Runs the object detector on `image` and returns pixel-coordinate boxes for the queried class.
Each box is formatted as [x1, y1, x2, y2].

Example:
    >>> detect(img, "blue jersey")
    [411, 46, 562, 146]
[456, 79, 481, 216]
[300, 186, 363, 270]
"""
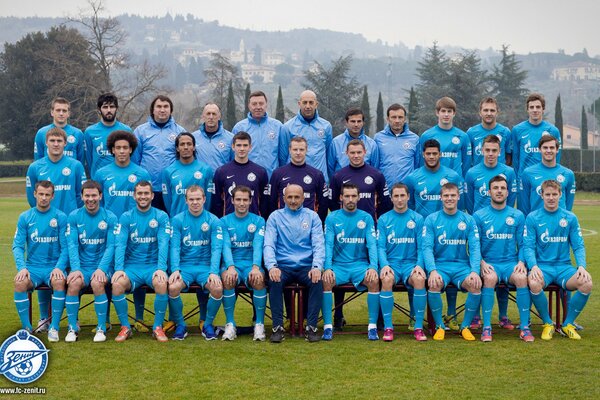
[466, 123, 512, 165]
[464, 162, 517, 214]
[327, 130, 379, 179]
[13, 207, 68, 272]
[422, 210, 481, 274]
[192, 122, 233, 172]
[84, 120, 132, 177]
[221, 212, 265, 269]
[281, 111, 333, 182]
[169, 209, 223, 274]
[212, 160, 269, 218]
[264, 206, 325, 271]
[232, 112, 285, 178]
[161, 159, 214, 217]
[66, 207, 118, 273]
[523, 207, 586, 269]
[519, 163, 575, 215]
[114, 207, 171, 271]
[324, 209, 378, 271]
[377, 208, 424, 269]
[374, 123, 420, 186]
[404, 165, 464, 216]
[93, 162, 152, 216]
[511, 120, 561, 176]
[26, 156, 86, 215]
[34, 123, 85, 164]
[132, 116, 186, 191]
[419, 125, 472, 177]
[472, 205, 525, 266]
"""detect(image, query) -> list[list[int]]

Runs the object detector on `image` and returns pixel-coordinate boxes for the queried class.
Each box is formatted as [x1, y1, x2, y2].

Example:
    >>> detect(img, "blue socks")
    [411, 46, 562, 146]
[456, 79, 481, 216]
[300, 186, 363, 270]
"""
[253, 288, 267, 325]
[460, 292, 481, 330]
[65, 295, 80, 331]
[481, 288, 495, 328]
[322, 291, 333, 327]
[222, 289, 236, 325]
[94, 293, 109, 330]
[428, 291, 445, 328]
[530, 290, 552, 324]
[38, 290, 51, 320]
[112, 294, 131, 328]
[205, 294, 222, 326]
[133, 287, 146, 321]
[379, 291, 394, 329]
[496, 286, 510, 319]
[168, 295, 185, 326]
[153, 293, 168, 330]
[413, 288, 427, 330]
[515, 287, 531, 329]
[445, 287, 458, 317]
[564, 290, 590, 326]
[14, 292, 32, 331]
[196, 291, 208, 322]
[50, 290, 66, 331]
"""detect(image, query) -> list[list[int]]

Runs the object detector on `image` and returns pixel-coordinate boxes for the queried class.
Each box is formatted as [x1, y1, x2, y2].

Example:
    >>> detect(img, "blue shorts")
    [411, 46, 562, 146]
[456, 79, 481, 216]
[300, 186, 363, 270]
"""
[125, 268, 157, 292]
[28, 268, 53, 289]
[180, 269, 210, 292]
[391, 264, 417, 288]
[76, 268, 112, 288]
[220, 264, 263, 289]
[492, 263, 517, 286]
[538, 264, 576, 289]
[434, 265, 470, 292]
[332, 264, 370, 291]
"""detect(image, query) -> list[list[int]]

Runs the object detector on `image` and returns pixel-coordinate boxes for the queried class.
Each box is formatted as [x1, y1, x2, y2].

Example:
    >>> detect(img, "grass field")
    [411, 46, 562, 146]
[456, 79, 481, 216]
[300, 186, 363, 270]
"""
[1, 192, 599, 399]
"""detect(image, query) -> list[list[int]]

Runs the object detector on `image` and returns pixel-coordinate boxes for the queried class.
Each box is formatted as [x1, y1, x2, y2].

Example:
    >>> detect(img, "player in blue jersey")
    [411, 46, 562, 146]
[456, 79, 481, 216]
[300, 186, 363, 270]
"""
[322, 183, 379, 341]
[472, 175, 533, 342]
[327, 108, 379, 179]
[264, 184, 325, 343]
[13, 181, 68, 342]
[280, 90, 333, 182]
[192, 103, 233, 171]
[64, 181, 118, 342]
[167, 185, 224, 341]
[232, 91, 285, 178]
[220, 186, 267, 341]
[424, 183, 482, 341]
[374, 103, 420, 187]
[419, 97, 472, 177]
[110, 181, 171, 342]
[212, 131, 269, 217]
[132, 95, 186, 211]
[512, 93, 561, 177]
[466, 97, 512, 166]
[84, 93, 132, 177]
[162, 132, 214, 216]
[34, 97, 84, 164]
[377, 183, 427, 341]
[520, 135, 575, 215]
[525, 180, 592, 340]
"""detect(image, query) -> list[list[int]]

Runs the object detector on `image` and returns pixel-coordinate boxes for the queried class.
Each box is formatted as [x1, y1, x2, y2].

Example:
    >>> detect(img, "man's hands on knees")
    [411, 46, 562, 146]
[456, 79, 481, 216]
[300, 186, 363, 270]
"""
[50, 268, 65, 282]
[91, 269, 107, 284]
[428, 270, 442, 288]
[308, 268, 321, 284]
[111, 271, 126, 285]
[466, 272, 482, 291]
[322, 269, 335, 285]
[67, 270, 83, 285]
[248, 265, 263, 287]
[223, 266, 238, 287]
[576, 266, 592, 284]
[168, 270, 181, 286]
[269, 267, 281, 283]
[153, 270, 167, 283]
[15, 269, 30, 283]
[365, 268, 378, 283]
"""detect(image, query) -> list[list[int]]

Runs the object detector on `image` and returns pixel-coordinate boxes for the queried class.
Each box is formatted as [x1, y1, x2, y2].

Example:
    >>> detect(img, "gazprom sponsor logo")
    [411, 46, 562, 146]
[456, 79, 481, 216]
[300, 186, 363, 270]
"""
[540, 228, 568, 243]
[30, 229, 58, 244]
[437, 231, 466, 245]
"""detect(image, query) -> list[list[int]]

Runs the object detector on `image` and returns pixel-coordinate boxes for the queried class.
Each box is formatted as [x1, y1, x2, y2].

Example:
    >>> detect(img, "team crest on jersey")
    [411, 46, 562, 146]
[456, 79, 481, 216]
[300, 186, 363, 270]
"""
[357, 220, 366, 229]
[49, 218, 57, 228]
[67, 135, 75, 144]
[98, 221, 107, 230]
[248, 223, 256, 233]
[458, 221, 467, 231]
[128, 174, 137, 183]
[452, 136, 460, 145]
[268, 131, 276, 140]
[440, 178, 448, 186]
[559, 218, 568, 228]
[403, 142, 412, 149]
[62, 167, 71, 176]
[218, 141, 226, 149]
[556, 174, 565, 183]
[303, 175, 313, 184]
[364, 176, 374, 185]
[149, 219, 158, 228]
[301, 221, 309, 230]
[247, 173, 256, 182]
[194, 171, 203, 179]
[317, 129, 325, 138]
[505, 217, 514, 226]
[407, 220, 416, 229]
[169, 133, 177, 142]
[201, 222, 210, 232]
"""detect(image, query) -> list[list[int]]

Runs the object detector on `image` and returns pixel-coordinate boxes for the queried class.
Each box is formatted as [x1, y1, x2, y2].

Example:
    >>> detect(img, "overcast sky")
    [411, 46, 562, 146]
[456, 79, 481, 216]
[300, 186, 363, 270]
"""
[2, 0, 598, 56]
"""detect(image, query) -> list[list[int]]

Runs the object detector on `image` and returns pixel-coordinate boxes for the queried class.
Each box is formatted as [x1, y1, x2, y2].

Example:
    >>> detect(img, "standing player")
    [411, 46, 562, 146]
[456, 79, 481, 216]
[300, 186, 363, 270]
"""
[377, 183, 427, 341]
[524, 180, 592, 340]
[220, 186, 267, 341]
[466, 97, 512, 166]
[84, 93, 132, 177]
[64, 181, 118, 342]
[110, 181, 171, 342]
[192, 103, 233, 172]
[423, 183, 482, 341]
[13, 181, 68, 342]
[167, 185, 224, 341]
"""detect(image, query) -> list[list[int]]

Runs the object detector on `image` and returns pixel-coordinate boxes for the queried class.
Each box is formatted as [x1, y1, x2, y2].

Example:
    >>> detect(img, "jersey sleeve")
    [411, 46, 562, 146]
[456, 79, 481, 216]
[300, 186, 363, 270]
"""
[131, 129, 142, 165]
[204, 166, 215, 209]
[76, 131, 85, 165]
[66, 213, 81, 272]
[324, 215, 334, 270]
[259, 169, 270, 219]
[157, 212, 171, 272]
[263, 215, 278, 270]
[310, 212, 325, 270]
[329, 174, 340, 212]
[462, 135, 472, 177]
[516, 214, 526, 263]
[376, 219, 390, 269]
[210, 169, 225, 218]
[415, 215, 425, 269]
[169, 217, 182, 272]
[84, 131, 93, 176]
[12, 214, 28, 271]
[507, 169, 518, 207]
[268, 170, 281, 215]
[570, 215, 586, 268]
[316, 171, 329, 223]
[369, 142, 380, 169]
[161, 169, 172, 215]
[405, 175, 416, 211]
[97, 212, 117, 274]
[464, 171, 475, 215]
[565, 170, 576, 211]
[467, 216, 481, 274]
[55, 213, 69, 272]
[75, 162, 86, 208]
[34, 130, 45, 160]
[114, 214, 129, 271]
[376, 175, 391, 218]
[523, 215, 538, 270]
[422, 216, 436, 273]
[278, 126, 290, 168]
[26, 165, 37, 208]
[366, 215, 378, 271]
[327, 143, 336, 183]
[520, 174, 531, 216]
[209, 219, 223, 275]
[252, 217, 266, 268]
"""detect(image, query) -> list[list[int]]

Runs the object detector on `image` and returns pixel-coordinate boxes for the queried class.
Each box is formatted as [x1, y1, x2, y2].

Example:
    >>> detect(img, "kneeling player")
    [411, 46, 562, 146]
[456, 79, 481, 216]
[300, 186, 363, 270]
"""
[322, 184, 380, 341]
[525, 180, 593, 340]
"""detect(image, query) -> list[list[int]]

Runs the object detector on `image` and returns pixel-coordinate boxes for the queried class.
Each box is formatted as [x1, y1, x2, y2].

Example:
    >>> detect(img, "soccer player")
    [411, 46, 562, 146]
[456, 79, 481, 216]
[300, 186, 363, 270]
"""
[34, 97, 84, 164]
[64, 180, 118, 342]
[520, 135, 575, 216]
[423, 183, 482, 341]
[466, 97, 512, 166]
[330, 139, 390, 220]
[232, 91, 285, 178]
[192, 103, 233, 172]
[84, 93, 132, 177]
[167, 185, 224, 341]
[419, 97, 471, 177]
[512, 93, 561, 177]
[162, 132, 214, 217]
[472, 175, 532, 342]
[377, 183, 427, 341]
[132, 95, 186, 211]
[270, 136, 328, 222]
[110, 180, 171, 342]
[13, 181, 68, 342]
[264, 184, 324, 343]
[327, 108, 379, 178]
[374, 103, 420, 186]
[524, 180, 592, 340]
[322, 183, 379, 341]
[220, 186, 267, 341]
[280, 90, 333, 182]
[212, 131, 269, 218]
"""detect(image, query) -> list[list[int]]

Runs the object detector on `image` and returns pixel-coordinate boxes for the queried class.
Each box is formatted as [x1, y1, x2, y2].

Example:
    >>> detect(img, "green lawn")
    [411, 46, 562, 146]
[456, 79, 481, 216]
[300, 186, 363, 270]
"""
[1, 196, 599, 399]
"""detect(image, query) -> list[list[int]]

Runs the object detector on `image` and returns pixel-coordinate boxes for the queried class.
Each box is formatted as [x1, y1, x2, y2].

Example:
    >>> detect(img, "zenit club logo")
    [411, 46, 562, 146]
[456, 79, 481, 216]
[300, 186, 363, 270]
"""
[0, 330, 49, 384]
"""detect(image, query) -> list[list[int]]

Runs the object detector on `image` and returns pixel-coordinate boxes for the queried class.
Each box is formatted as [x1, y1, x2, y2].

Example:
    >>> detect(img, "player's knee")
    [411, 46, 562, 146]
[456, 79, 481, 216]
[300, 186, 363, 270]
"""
[14, 280, 29, 292]
[153, 280, 167, 294]
[51, 279, 65, 291]
[579, 280, 593, 294]
[90, 280, 105, 294]
[381, 274, 394, 289]
[112, 282, 125, 295]
[168, 284, 181, 297]
[528, 280, 543, 293]
[67, 281, 83, 295]
[483, 274, 497, 288]
[412, 276, 425, 289]
[511, 273, 527, 287]
[366, 280, 380, 292]
[210, 286, 223, 298]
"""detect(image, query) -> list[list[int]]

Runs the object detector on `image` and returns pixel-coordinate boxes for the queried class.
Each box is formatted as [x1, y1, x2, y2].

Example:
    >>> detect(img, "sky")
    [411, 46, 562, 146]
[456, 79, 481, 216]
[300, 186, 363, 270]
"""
[1, 0, 598, 56]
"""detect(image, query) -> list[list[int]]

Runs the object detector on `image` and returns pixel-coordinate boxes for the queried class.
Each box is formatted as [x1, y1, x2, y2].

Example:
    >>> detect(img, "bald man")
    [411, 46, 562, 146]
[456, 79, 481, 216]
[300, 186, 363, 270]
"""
[192, 103, 234, 172]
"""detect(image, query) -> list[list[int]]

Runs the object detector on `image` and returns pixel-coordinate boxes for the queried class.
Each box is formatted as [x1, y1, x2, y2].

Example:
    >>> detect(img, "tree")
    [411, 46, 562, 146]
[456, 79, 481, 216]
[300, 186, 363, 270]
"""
[555, 94, 564, 143]
[361, 86, 372, 136]
[376, 92, 384, 132]
[225, 80, 237, 131]
[188, 57, 204, 85]
[581, 105, 588, 150]
[204, 53, 244, 120]
[274, 63, 295, 87]
[415, 42, 451, 128]
[407, 86, 421, 134]
[303, 55, 362, 134]
[275, 86, 285, 123]
[490, 44, 529, 127]
[244, 83, 251, 115]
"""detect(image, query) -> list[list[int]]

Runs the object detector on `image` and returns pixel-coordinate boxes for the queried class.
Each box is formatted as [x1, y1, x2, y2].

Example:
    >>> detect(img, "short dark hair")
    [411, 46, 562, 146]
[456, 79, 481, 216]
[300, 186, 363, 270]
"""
[488, 175, 507, 188]
[97, 93, 119, 109]
[345, 107, 364, 122]
[386, 103, 407, 117]
[422, 139, 440, 152]
[107, 130, 138, 154]
[134, 180, 153, 193]
[51, 97, 70, 110]
[346, 138, 366, 151]
[233, 131, 252, 145]
[175, 132, 196, 159]
[150, 95, 173, 116]
[482, 134, 501, 146]
[341, 183, 360, 196]
[82, 180, 102, 194]
[46, 127, 67, 142]
[35, 180, 54, 193]
[436, 97, 456, 112]
[232, 185, 253, 199]
[526, 93, 545, 109]
[249, 91, 267, 102]
[538, 135, 560, 149]
[391, 183, 409, 195]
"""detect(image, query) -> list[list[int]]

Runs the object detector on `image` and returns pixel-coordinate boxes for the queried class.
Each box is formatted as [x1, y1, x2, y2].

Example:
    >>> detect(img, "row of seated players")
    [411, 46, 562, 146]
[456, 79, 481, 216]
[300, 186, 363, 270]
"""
[13, 175, 592, 344]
